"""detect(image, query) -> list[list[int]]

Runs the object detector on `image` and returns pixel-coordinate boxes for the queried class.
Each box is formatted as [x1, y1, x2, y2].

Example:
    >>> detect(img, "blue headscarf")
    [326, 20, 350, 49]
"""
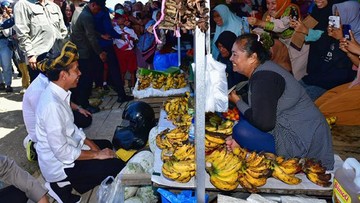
[212, 4, 248, 59]
[333, 1, 360, 42]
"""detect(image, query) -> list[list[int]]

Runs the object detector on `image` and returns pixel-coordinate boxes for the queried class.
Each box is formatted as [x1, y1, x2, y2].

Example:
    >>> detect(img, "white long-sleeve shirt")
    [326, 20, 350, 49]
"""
[35, 82, 86, 182]
[113, 26, 138, 50]
[22, 73, 49, 143]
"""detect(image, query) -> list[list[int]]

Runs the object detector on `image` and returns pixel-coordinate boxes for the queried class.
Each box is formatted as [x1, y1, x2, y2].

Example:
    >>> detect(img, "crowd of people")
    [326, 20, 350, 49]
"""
[0, 0, 359, 202]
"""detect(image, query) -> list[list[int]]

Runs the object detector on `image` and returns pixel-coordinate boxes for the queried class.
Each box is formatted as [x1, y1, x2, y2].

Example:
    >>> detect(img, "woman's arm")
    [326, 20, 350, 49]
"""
[242, 71, 285, 131]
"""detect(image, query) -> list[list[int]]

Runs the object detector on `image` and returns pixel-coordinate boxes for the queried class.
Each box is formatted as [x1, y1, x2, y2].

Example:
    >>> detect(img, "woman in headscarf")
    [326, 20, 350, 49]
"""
[212, 4, 247, 59]
[226, 33, 334, 170]
[314, 1, 360, 126]
[247, 0, 309, 81]
[215, 31, 247, 89]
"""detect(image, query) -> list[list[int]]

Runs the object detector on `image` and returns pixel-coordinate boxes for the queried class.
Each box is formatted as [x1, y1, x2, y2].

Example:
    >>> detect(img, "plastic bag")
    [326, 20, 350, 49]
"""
[205, 54, 228, 112]
[153, 51, 179, 71]
[97, 175, 124, 203]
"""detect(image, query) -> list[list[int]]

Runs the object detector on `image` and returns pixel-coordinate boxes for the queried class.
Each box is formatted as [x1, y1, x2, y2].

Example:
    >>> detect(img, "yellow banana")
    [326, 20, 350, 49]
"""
[215, 172, 239, 184]
[306, 172, 332, 187]
[210, 175, 239, 191]
[247, 154, 265, 168]
[246, 168, 271, 179]
[214, 152, 233, 170]
[205, 137, 220, 148]
[276, 156, 285, 164]
[244, 171, 267, 187]
[279, 164, 301, 175]
[246, 151, 257, 163]
[238, 173, 258, 193]
[162, 163, 181, 180]
[217, 162, 242, 177]
[171, 160, 196, 172]
[205, 134, 225, 145]
[247, 160, 271, 172]
[272, 164, 301, 185]
[176, 172, 192, 183]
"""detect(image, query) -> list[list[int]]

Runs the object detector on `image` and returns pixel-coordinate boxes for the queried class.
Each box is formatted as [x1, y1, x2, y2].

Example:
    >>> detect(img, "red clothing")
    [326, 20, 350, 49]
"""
[114, 46, 138, 74]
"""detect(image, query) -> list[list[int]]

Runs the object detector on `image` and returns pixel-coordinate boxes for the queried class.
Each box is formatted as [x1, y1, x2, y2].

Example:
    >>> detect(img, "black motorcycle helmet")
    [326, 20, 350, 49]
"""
[112, 126, 148, 150]
[122, 101, 156, 133]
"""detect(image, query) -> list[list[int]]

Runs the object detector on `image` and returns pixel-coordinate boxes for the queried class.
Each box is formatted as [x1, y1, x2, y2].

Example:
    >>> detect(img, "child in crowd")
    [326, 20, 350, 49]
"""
[113, 13, 138, 88]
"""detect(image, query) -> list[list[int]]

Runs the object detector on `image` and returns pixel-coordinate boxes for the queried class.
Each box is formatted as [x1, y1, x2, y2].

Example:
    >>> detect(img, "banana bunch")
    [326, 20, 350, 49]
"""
[159, 0, 183, 30]
[238, 152, 272, 192]
[205, 120, 234, 135]
[162, 160, 196, 183]
[152, 74, 167, 89]
[302, 158, 332, 187]
[137, 73, 153, 90]
[205, 133, 225, 152]
[206, 149, 242, 191]
[161, 144, 195, 162]
[272, 162, 302, 185]
[326, 116, 337, 129]
[156, 129, 173, 149]
[172, 73, 187, 89]
[164, 96, 189, 121]
[172, 114, 192, 127]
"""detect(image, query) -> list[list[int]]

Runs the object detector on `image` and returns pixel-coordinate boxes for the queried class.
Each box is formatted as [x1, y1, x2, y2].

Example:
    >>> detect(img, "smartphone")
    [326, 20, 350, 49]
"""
[290, 7, 298, 20]
[328, 16, 340, 28]
[342, 24, 351, 40]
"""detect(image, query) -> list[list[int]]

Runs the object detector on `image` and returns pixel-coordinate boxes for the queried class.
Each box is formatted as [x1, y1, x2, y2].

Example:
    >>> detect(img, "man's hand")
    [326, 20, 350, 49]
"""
[28, 56, 37, 69]
[95, 148, 116, 160]
[78, 108, 92, 117]
[99, 51, 107, 62]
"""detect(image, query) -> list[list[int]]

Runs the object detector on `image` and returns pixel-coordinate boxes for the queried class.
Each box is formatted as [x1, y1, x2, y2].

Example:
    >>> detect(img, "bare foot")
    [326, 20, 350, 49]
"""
[225, 136, 240, 151]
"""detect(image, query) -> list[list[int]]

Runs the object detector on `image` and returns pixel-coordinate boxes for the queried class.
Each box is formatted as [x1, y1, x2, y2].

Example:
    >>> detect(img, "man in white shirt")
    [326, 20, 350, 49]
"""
[35, 41, 125, 203]
[22, 73, 92, 162]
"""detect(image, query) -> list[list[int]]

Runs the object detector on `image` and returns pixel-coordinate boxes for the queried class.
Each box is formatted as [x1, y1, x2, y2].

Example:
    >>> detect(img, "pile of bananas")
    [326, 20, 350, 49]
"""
[156, 126, 189, 149]
[164, 95, 189, 121]
[206, 148, 242, 191]
[205, 116, 234, 135]
[162, 160, 196, 183]
[237, 152, 273, 193]
[137, 73, 187, 91]
[205, 133, 225, 152]
[172, 114, 192, 127]
[157, 127, 196, 183]
[302, 158, 332, 187]
[137, 73, 153, 90]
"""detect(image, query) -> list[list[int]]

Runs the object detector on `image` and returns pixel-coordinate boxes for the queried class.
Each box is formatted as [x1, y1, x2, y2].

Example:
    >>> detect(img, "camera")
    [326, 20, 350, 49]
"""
[342, 24, 351, 40]
[290, 7, 298, 20]
[328, 16, 340, 28]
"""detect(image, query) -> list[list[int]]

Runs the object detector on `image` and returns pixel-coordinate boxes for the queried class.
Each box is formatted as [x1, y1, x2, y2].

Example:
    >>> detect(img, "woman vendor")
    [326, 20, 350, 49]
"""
[226, 33, 334, 170]
[247, 0, 309, 81]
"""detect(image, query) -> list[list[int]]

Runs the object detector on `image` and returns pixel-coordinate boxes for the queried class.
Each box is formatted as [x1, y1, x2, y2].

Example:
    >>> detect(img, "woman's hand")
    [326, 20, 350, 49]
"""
[289, 19, 308, 35]
[228, 90, 241, 104]
[78, 108, 92, 117]
[339, 30, 360, 55]
[327, 26, 343, 40]
[248, 16, 261, 27]
[225, 136, 240, 152]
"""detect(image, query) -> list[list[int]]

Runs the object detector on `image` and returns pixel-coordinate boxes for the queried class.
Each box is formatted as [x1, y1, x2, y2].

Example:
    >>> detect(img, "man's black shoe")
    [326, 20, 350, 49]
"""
[45, 182, 81, 203]
[85, 105, 100, 114]
[0, 83, 5, 90]
[117, 95, 134, 103]
[5, 86, 13, 92]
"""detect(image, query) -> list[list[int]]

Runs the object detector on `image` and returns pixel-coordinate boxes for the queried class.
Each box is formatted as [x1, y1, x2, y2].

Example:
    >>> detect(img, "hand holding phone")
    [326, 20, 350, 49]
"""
[342, 24, 351, 40]
[328, 16, 340, 28]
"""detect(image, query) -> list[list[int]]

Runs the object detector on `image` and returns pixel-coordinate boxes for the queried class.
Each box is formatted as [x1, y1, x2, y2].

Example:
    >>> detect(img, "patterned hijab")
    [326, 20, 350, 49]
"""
[274, 0, 291, 18]
[37, 41, 79, 72]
